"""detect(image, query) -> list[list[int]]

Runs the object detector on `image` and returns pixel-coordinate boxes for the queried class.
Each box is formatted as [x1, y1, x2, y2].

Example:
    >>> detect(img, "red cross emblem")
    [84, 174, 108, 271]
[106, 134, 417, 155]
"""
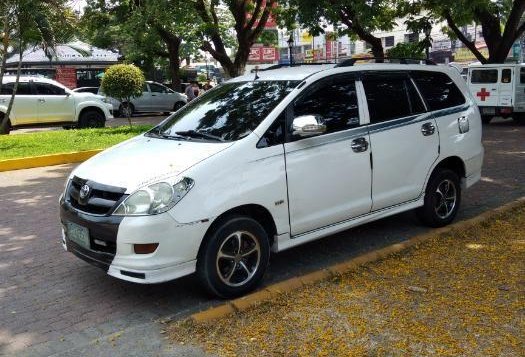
[476, 88, 491, 101]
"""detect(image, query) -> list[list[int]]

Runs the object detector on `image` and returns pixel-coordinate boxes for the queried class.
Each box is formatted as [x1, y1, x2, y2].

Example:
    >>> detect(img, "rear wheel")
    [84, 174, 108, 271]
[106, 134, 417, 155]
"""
[0, 113, 11, 135]
[197, 216, 270, 298]
[481, 115, 492, 124]
[417, 169, 461, 227]
[118, 102, 134, 118]
[173, 101, 185, 111]
[78, 109, 105, 128]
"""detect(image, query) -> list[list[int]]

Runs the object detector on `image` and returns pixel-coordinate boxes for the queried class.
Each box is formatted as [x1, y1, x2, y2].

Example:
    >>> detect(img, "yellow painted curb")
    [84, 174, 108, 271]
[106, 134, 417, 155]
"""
[190, 196, 525, 324]
[0, 149, 103, 172]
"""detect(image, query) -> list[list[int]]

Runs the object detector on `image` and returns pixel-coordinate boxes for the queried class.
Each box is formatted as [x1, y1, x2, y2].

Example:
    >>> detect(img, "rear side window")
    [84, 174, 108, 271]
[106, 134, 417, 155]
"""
[470, 69, 498, 83]
[35, 82, 64, 95]
[411, 71, 465, 111]
[362, 73, 425, 123]
[0, 82, 33, 95]
[521, 68, 525, 83]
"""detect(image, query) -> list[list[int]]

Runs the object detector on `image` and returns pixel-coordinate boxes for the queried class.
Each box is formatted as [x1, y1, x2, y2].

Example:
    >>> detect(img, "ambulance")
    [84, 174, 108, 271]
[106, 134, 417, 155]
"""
[467, 63, 525, 124]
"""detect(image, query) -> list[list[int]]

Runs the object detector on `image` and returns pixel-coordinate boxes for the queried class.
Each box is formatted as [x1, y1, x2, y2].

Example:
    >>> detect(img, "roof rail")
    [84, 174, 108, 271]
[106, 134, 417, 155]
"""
[256, 62, 336, 72]
[335, 57, 436, 67]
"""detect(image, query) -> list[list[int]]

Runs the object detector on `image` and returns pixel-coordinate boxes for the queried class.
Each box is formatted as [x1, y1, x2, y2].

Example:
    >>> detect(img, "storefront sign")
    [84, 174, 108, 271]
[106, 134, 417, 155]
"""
[55, 67, 77, 88]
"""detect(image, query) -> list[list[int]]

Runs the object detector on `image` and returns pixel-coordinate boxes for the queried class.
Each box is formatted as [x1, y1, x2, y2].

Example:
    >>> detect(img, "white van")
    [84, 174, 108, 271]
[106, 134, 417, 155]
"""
[467, 63, 525, 124]
[60, 63, 483, 298]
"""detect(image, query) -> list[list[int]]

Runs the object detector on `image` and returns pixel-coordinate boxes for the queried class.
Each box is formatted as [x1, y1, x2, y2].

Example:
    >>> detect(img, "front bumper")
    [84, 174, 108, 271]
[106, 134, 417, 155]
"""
[59, 197, 209, 283]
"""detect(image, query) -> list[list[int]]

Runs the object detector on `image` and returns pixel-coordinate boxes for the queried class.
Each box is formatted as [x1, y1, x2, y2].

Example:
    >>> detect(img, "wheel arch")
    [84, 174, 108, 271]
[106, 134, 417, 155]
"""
[77, 104, 107, 122]
[197, 204, 278, 259]
[433, 156, 466, 178]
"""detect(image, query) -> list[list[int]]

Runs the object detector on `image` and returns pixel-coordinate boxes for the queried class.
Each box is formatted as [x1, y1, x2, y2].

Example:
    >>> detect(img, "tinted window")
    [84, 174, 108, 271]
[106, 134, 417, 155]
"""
[35, 83, 65, 95]
[502, 69, 512, 83]
[412, 71, 465, 111]
[257, 112, 286, 148]
[293, 76, 360, 134]
[149, 83, 167, 93]
[521, 68, 525, 83]
[0, 82, 33, 95]
[471, 69, 498, 83]
[152, 81, 298, 142]
[362, 74, 425, 123]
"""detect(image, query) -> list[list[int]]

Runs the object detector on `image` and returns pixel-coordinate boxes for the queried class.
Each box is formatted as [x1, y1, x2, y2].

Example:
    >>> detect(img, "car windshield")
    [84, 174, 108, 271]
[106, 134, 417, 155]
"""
[148, 80, 299, 142]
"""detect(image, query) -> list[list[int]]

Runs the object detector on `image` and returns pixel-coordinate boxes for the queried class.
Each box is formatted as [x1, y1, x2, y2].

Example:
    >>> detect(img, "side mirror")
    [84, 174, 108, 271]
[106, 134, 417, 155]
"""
[292, 115, 326, 137]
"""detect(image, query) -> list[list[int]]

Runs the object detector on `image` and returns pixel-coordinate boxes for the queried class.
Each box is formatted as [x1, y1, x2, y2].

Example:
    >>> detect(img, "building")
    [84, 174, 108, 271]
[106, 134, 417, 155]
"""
[5, 40, 120, 88]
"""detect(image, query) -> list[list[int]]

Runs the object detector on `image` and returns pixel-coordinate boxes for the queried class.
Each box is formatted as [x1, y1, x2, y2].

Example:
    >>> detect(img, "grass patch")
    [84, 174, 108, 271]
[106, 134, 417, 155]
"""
[0, 125, 152, 160]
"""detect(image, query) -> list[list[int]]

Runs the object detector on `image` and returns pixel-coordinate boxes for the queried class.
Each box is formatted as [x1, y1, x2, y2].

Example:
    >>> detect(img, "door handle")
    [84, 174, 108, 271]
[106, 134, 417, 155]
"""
[38, 98, 46, 103]
[351, 137, 369, 153]
[421, 122, 435, 136]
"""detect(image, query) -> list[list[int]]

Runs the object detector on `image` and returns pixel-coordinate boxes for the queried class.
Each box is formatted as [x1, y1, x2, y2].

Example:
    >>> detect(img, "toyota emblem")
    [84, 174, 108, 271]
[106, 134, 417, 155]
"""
[79, 184, 91, 199]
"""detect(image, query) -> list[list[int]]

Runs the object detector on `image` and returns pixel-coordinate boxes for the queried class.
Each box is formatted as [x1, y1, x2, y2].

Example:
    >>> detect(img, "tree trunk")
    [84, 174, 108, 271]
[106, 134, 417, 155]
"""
[166, 40, 181, 91]
[5, 40, 23, 128]
[0, 16, 10, 90]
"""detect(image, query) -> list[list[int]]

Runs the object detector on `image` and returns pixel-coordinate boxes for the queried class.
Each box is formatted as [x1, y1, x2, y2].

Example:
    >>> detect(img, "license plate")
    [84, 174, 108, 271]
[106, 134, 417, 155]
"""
[481, 107, 495, 115]
[66, 222, 90, 249]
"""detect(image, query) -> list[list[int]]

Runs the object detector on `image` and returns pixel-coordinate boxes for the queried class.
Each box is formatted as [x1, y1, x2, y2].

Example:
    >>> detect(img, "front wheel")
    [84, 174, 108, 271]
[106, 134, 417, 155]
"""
[118, 102, 134, 118]
[197, 216, 270, 298]
[417, 169, 461, 227]
[78, 109, 105, 128]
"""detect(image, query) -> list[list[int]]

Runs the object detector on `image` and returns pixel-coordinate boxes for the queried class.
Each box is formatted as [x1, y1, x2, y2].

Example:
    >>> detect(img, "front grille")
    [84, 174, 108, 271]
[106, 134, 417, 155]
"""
[67, 176, 127, 215]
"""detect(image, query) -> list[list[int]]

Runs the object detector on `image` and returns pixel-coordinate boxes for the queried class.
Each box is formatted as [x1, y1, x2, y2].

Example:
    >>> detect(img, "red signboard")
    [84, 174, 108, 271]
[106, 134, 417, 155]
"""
[249, 46, 279, 62]
[55, 67, 77, 89]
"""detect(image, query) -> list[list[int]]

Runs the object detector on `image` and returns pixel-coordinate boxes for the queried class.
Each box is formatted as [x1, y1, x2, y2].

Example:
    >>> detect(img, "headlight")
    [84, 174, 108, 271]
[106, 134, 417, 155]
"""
[113, 177, 194, 216]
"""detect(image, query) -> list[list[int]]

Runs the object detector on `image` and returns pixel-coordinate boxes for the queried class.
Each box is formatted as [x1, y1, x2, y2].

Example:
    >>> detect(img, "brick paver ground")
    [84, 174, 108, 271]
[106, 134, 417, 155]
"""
[0, 119, 524, 356]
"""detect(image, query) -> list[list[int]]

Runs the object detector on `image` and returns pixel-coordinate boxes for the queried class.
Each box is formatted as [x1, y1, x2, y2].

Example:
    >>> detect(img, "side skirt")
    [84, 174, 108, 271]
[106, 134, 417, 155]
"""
[273, 197, 424, 253]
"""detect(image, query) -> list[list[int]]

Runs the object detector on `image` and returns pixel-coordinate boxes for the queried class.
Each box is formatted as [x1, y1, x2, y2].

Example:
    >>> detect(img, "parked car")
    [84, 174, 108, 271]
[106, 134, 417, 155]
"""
[72, 87, 100, 95]
[467, 63, 525, 124]
[60, 62, 483, 298]
[99, 81, 187, 117]
[0, 76, 113, 134]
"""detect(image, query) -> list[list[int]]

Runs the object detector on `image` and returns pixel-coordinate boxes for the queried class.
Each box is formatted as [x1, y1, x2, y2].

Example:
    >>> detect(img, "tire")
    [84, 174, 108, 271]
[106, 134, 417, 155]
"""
[173, 101, 185, 111]
[118, 102, 134, 118]
[0, 114, 11, 135]
[513, 113, 525, 125]
[417, 169, 461, 228]
[481, 115, 492, 124]
[197, 216, 270, 298]
[78, 109, 105, 128]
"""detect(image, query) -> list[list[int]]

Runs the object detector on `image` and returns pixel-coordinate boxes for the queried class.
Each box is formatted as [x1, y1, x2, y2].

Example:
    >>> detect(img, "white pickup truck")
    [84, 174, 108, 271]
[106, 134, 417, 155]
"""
[0, 76, 113, 134]
[467, 63, 525, 124]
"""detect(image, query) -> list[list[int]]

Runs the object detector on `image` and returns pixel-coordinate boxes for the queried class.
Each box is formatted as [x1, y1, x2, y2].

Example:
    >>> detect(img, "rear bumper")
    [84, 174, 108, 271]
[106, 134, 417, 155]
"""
[478, 106, 513, 116]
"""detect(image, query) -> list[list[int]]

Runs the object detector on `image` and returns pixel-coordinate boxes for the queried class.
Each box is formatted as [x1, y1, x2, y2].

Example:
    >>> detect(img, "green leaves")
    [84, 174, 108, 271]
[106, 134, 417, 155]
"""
[101, 64, 145, 102]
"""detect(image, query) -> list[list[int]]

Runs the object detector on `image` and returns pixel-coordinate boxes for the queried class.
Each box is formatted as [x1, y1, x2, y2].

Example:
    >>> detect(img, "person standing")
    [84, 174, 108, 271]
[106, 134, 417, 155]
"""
[185, 81, 201, 102]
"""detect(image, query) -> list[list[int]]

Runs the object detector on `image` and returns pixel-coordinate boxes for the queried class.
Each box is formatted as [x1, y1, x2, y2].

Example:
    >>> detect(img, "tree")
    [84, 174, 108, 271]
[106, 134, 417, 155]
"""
[386, 42, 425, 59]
[421, 0, 525, 63]
[193, 0, 277, 77]
[0, 0, 62, 134]
[283, 0, 400, 59]
[101, 64, 145, 128]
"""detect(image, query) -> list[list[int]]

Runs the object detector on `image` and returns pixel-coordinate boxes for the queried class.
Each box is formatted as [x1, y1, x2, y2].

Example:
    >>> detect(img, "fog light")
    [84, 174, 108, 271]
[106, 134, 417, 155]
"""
[134, 243, 159, 254]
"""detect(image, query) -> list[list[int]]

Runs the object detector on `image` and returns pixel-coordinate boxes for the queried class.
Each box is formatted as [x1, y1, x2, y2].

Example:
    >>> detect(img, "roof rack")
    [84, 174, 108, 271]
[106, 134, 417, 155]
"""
[335, 57, 436, 67]
[256, 62, 336, 72]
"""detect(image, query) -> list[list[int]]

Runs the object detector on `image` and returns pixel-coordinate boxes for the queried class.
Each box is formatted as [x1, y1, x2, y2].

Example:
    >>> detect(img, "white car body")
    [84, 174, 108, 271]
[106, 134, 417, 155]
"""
[0, 76, 113, 129]
[467, 63, 525, 119]
[99, 81, 187, 116]
[60, 63, 483, 295]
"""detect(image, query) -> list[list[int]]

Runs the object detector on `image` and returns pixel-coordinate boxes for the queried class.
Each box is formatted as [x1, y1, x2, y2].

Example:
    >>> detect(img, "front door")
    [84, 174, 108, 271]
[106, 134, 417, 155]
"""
[285, 74, 372, 236]
[362, 71, 439, 211]
[148, 82, 172, 111]
[34, 82, 76, 123]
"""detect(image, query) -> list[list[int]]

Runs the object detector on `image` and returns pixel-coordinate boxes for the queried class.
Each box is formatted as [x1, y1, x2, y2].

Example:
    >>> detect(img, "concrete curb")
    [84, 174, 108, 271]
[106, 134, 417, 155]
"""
[0, 149, 102, 172]
[190, 196, 525, 324]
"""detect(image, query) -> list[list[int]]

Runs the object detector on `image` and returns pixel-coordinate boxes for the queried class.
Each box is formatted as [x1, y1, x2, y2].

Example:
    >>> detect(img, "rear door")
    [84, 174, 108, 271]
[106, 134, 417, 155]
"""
[132, 83, 151, 112]
[362, 71, 439, 211]
[469, 67, 499, 115]
[498, 67, 513, 107]
[0, 82, 38, 125]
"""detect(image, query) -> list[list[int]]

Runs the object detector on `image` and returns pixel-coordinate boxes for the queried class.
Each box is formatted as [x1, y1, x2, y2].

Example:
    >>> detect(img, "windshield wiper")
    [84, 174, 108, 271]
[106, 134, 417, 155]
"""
[146, 128, 185, 140]
[175, 130, 224, 142]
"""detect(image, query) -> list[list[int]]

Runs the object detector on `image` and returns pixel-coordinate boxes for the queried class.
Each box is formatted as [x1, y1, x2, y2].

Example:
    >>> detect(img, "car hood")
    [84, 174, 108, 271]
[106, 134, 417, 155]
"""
[71, 135, 233, 192]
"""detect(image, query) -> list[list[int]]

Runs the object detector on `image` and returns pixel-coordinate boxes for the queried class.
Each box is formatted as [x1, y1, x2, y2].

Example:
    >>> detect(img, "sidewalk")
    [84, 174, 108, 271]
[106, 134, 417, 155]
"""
[169, 205, 525, 356]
